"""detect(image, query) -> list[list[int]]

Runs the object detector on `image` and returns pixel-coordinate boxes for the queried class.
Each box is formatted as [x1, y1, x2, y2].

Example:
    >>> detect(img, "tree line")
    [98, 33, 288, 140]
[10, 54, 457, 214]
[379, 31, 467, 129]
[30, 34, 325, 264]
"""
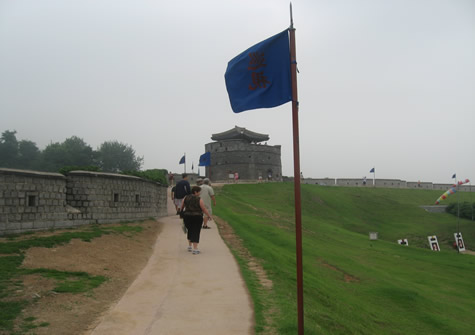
[0, 130, 144, 173]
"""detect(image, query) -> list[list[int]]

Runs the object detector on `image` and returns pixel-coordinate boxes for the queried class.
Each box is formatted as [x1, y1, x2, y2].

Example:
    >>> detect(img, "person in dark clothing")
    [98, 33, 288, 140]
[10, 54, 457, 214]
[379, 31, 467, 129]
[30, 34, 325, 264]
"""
[174, 173, 191, 214]
[171, 185, 178, 212]
[181, 186, 212, 255]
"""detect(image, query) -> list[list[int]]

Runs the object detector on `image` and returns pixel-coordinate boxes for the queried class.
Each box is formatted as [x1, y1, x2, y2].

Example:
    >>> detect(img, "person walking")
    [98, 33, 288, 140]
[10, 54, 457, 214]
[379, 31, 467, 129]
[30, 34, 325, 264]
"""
[181, 186, 212, 255]
[200, 178, 216, 229]
[168, 171, 175, 187]
[171, 185, 178, 213]
[174, 173, 191, 215]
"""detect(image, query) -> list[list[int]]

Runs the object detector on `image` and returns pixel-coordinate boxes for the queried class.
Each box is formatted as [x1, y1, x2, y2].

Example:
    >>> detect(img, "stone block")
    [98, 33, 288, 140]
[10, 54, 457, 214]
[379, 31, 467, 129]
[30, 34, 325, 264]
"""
[21, 221, 34, 230]
[55, 220, 72, 228]
[5, 221, 20, 230]
[33, 221, 46, 229]
[44, 221, 55, 229]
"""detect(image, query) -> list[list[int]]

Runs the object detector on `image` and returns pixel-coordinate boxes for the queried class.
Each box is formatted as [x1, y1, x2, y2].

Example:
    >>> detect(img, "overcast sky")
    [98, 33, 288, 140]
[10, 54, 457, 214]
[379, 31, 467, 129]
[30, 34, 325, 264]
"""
[1, 0, 474, 183]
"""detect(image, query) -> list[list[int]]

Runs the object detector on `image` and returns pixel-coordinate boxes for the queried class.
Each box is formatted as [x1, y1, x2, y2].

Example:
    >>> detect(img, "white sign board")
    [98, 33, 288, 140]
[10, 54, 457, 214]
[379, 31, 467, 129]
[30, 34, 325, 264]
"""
[428, 235, 440, 251]
[397, 239, 408, 246]
[369, 232, 378, 240]
[454, 233, 466, 252]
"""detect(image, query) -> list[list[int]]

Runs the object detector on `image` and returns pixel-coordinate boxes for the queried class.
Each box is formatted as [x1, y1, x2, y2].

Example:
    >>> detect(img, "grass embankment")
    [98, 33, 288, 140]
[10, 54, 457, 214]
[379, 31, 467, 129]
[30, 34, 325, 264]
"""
[0, 224, 142, 334]
[214, 183, 475, 335]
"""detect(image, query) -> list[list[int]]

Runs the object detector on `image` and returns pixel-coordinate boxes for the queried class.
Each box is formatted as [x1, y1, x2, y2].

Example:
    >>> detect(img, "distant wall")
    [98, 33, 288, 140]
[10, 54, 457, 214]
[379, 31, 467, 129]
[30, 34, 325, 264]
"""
[433, 183, 453, 191]
[407, 181, 433, 189]
[295, 176, 474, 192]
[374, 179, 406, 188]
[302, 178, 336, 186]
[0, 168, 167, 235]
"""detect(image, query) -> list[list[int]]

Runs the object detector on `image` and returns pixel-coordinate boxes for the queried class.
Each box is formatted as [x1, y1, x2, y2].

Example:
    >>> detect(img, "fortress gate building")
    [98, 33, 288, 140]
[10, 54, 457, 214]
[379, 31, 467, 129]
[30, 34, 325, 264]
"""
[204, 126, 282, 182]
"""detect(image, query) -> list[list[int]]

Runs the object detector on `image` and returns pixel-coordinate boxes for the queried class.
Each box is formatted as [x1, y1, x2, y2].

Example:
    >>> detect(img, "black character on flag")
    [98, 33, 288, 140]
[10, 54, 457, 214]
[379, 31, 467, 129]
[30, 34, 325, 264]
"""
[248, 52, 269, 90]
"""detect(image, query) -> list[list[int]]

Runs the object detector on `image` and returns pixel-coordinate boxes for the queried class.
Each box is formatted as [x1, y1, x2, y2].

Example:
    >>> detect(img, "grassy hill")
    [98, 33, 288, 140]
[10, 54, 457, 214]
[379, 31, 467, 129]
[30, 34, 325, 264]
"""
[214, 183, 475, 335]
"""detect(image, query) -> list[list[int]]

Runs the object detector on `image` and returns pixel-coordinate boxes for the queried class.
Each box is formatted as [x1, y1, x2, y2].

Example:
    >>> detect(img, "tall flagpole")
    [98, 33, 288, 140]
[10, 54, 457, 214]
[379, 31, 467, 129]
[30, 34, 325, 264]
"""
[471, 182, 474, 222]
[373, 167, 376, 187]
[456, 179, 460, 253]
[289, 3, 304, 334]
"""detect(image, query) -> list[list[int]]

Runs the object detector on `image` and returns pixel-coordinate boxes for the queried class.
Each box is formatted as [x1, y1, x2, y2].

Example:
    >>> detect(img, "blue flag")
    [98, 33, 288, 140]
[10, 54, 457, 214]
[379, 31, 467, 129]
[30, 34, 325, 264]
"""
[370, 168, 375, 173]
[179, 155, 185, 164]
[225, 29, 292, 113]
[199, 152, 211, 167]
[452, 173, 456, 179]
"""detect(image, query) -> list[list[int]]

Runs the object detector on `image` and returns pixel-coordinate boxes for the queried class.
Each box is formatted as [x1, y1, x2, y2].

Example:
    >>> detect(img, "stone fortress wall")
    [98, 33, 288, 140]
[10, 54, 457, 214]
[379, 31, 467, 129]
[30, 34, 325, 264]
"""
[0, 168, 168, 235]
[300, 177, 474, 192]
[204, 140, 282, 182]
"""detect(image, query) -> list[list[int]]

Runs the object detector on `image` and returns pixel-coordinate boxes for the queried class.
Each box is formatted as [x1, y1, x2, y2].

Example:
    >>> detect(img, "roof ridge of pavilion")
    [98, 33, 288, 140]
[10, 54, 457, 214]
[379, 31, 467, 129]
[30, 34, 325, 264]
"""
[211, 126, 270, 143]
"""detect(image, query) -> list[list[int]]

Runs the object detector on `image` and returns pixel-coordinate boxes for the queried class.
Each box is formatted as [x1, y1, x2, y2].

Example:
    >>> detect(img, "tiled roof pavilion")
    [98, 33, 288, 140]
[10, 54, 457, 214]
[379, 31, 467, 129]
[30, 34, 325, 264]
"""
[211, 126, 269, 143]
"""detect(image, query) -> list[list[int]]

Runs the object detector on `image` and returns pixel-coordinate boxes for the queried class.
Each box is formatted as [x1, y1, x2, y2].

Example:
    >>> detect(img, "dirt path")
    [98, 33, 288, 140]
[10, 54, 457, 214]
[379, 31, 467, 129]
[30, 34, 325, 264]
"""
[86, 189, 254, 335]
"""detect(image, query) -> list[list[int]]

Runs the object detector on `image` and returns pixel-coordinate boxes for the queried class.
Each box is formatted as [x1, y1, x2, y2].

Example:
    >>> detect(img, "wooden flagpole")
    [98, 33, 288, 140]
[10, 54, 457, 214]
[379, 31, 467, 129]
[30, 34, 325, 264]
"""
[289, 3, 304, 334]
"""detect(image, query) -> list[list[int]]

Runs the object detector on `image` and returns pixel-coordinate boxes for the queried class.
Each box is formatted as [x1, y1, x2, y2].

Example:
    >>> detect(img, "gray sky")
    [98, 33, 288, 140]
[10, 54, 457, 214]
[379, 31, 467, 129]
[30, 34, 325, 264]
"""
[1, 0, 474, 183]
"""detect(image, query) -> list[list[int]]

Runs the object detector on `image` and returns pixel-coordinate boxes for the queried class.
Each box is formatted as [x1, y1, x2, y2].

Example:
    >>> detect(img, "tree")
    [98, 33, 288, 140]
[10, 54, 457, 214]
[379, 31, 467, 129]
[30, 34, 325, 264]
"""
[97, 140, 143, 172]
[123, 169, 168, 185]
[61, 136, 94, 167]
[0, 130, 19, 168]
[39, 136, 94, 172]
[39, 142, 67, 172]
[17, 140, 41, 170]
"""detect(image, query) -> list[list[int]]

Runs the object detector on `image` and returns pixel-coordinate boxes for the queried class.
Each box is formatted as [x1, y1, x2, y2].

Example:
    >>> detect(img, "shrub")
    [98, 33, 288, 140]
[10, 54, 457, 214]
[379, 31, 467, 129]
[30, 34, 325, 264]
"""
[122, 169, 168, 185]
[446, 202, 475, 220]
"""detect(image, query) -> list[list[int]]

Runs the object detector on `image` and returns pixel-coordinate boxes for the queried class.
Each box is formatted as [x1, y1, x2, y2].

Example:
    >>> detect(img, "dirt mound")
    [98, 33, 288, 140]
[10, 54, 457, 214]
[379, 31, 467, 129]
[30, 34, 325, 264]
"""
[11, 220, 161, 335]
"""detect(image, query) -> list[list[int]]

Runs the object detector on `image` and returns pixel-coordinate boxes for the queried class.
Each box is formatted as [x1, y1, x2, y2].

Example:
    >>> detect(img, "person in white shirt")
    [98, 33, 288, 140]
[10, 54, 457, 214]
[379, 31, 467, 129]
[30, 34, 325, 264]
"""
[200, 178, 216, 229]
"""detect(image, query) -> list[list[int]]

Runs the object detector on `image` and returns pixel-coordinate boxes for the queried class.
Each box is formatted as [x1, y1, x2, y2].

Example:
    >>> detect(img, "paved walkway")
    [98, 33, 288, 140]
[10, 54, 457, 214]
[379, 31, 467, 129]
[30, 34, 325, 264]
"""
[88, 190, 253, 335]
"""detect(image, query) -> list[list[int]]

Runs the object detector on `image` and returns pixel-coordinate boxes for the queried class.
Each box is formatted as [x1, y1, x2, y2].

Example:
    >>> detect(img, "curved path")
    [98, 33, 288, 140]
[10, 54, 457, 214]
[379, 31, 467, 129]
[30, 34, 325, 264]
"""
[88, 190, 253, 335]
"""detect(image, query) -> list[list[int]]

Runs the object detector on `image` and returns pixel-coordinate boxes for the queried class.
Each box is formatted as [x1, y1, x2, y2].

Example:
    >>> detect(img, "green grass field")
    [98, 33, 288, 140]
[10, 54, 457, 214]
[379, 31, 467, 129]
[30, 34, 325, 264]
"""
[214, 183, 475, 335]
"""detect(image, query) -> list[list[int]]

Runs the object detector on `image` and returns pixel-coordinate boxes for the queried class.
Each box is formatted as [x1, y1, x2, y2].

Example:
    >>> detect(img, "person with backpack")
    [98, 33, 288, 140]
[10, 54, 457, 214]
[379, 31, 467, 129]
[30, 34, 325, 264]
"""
[181, 186, 212, 255]
[174, 173, 191, 215]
